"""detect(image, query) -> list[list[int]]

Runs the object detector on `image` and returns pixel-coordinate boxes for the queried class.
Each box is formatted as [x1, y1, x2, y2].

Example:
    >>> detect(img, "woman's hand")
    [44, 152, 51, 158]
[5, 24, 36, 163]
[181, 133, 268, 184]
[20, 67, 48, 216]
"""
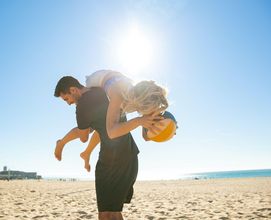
[139, 112, 164, 135]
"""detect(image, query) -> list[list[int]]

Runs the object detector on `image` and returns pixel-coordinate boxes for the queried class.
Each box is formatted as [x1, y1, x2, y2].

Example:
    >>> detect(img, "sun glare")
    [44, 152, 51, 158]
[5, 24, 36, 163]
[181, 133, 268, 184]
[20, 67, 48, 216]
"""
[114, 25, 154, 74]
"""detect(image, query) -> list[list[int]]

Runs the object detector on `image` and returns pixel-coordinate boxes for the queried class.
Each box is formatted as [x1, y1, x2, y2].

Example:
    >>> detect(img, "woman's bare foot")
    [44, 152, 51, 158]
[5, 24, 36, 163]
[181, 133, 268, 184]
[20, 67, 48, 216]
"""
[54, 140, 64, 161]
[80, 151, 91, 172]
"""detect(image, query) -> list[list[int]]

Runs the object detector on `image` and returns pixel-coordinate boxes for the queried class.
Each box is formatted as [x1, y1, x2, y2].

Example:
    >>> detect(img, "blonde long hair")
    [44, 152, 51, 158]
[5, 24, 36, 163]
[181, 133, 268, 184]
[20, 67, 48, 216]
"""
[121, 80, 168, 115]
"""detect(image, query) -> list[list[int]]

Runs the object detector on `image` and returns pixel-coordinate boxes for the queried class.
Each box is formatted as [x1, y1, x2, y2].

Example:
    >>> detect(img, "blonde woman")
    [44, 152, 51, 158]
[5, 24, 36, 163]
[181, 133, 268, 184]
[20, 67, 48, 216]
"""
[55, 70, 168, 172]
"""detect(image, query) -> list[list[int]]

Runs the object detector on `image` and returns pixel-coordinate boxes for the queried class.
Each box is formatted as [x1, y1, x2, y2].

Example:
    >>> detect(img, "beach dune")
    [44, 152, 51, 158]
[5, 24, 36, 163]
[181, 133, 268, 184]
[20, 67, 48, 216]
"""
[0, 178, 270, 219]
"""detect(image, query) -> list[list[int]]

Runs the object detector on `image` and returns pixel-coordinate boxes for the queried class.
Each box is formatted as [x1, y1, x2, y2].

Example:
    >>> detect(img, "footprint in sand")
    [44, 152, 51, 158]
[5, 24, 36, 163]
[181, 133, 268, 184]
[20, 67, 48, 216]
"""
[257, 208, 271, 211]
[168, 207, 176, 211]
[51, 212, 60, 216]
[77, 211, 88, 215]
[33, 215, 49, 219]
[84, 214, 93, 219]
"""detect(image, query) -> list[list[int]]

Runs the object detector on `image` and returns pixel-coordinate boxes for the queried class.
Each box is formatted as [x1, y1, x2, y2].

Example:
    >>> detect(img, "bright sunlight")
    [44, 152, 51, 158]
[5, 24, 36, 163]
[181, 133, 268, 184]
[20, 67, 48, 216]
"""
[114, 24, 154, 74]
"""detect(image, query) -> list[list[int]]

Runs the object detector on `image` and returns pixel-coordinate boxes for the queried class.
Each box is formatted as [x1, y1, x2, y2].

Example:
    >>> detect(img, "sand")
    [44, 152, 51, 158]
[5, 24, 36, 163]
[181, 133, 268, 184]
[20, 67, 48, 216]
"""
[0, 178, 270, 219]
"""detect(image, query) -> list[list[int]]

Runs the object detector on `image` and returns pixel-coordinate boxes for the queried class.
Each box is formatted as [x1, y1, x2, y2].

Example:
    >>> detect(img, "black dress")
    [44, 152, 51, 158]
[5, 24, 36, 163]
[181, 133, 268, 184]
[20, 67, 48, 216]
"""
[76, 88, 139, 212]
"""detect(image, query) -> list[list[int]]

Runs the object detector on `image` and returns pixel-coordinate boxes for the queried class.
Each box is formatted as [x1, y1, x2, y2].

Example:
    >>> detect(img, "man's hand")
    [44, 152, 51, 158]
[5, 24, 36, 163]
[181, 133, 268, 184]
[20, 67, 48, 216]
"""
[54, 139, 65, 161]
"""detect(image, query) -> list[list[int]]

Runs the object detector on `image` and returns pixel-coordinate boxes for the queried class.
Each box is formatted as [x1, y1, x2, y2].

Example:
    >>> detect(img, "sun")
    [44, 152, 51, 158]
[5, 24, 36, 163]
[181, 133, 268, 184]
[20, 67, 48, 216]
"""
[114, 25, 154, 74]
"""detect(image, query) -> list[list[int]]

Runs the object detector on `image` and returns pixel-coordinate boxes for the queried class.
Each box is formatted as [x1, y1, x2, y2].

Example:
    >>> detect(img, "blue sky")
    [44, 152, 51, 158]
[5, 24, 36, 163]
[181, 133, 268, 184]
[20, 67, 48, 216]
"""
[0, 0, 270, 180]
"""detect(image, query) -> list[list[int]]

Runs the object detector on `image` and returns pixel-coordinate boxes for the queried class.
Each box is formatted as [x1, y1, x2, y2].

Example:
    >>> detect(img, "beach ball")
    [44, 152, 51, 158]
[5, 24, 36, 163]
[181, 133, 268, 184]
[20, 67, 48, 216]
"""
[145, 111, 177, 142]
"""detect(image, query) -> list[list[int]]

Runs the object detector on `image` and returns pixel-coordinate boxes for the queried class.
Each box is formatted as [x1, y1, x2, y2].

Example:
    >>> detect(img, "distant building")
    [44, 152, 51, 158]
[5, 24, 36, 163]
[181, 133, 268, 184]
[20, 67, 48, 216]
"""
[0, 166, 42, 180]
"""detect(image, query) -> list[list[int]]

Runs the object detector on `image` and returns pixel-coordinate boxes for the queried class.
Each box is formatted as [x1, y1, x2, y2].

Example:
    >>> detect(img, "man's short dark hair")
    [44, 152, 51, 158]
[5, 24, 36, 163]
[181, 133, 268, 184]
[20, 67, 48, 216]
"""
[54, 76, 84, 97]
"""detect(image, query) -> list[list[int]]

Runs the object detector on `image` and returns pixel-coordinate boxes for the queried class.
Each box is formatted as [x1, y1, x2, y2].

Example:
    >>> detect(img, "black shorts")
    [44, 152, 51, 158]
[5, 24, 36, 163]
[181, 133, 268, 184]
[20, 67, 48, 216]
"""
[95, 155, 138, 212]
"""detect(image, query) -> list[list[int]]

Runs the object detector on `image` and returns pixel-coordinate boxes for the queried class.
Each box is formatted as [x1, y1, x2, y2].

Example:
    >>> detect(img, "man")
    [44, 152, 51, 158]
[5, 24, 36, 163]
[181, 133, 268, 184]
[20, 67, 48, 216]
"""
[54, 76, 139, 220]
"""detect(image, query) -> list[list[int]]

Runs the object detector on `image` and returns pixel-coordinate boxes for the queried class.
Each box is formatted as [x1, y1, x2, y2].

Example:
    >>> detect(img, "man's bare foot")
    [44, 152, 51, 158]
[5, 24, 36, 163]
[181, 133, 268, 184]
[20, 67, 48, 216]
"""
[54, 140, 64, 161]
[80, 151, 91, 172]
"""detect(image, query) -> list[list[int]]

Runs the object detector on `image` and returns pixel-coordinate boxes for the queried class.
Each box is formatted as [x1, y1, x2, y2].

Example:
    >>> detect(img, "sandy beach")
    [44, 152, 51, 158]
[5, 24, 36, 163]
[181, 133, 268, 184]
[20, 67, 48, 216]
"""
[0, 178, 270, 219]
